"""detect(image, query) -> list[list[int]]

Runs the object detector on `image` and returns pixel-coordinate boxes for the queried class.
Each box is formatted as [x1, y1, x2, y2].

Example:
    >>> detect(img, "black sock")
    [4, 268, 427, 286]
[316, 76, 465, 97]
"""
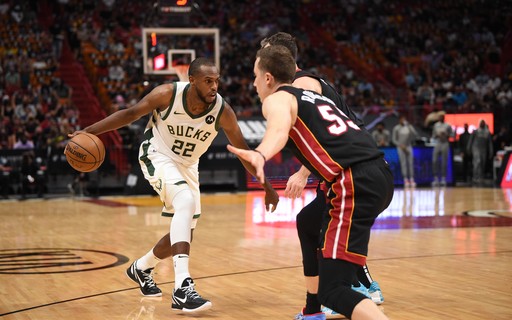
[304, 292, 321, 314]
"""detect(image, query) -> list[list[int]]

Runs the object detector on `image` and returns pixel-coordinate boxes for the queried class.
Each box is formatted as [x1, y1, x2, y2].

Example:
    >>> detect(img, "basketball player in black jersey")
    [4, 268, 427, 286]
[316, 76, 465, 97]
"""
[260, 32, 384, 319]
[228, 45, 393, 320]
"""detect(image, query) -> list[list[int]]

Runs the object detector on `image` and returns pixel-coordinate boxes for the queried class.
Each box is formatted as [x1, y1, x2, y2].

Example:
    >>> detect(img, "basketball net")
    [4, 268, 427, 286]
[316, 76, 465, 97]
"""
[174, 64, 190, 82]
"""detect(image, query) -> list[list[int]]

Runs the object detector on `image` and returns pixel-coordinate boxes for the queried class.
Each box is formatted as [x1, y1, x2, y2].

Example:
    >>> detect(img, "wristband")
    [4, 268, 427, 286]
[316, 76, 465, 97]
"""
[254, 149, 266, 162]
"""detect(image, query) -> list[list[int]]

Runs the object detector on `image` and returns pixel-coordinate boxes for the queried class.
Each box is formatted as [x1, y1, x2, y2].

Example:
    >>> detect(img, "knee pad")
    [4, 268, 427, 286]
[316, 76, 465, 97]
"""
[159, 181, 189, 210]
[170, 186, 196, 245]
[296, 195, 324, 236]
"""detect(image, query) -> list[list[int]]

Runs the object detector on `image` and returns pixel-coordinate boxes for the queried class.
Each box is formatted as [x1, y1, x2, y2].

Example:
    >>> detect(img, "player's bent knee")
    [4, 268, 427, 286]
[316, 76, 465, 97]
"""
[161, 181, 192, 208]
[170, 184, 196, 214]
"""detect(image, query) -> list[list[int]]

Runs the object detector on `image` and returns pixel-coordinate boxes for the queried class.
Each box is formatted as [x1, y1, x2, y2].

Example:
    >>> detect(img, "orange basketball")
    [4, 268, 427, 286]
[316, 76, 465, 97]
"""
[65, 133, 105, 172]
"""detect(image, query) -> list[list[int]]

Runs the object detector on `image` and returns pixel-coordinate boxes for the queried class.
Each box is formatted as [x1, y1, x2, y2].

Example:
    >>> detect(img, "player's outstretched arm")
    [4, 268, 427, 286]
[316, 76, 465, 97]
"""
[226, 145, 266, 184]
[220, 103, 279, 212]
[75, 84, 174, 136]
[228, 92, 294, 183]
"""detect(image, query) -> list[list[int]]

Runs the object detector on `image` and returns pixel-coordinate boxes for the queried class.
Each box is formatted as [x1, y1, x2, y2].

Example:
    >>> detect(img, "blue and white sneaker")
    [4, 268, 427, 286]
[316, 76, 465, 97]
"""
[294, 308, 326, 320]
[320, 306, 343, 319]
[352, 282, 371, 298]
[321, 283, 371, 318]
[368, 281, 384, 305]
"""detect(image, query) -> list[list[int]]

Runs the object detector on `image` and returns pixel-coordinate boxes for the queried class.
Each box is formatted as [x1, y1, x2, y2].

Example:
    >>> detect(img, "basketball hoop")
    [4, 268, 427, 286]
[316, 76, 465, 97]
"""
[174, 64, 189, 82]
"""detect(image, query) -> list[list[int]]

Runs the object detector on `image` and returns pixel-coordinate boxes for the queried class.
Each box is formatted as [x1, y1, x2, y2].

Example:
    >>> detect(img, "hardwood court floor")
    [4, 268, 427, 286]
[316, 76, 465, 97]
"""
[1, 187, 511, 319]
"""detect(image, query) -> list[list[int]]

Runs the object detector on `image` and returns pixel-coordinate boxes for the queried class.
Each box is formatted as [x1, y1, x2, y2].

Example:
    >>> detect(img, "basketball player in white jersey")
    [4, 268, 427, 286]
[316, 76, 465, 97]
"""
[69, 57, 279, 313]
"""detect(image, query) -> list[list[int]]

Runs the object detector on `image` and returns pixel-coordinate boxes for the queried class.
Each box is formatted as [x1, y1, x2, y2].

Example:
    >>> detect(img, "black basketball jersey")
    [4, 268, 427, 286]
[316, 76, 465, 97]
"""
[278, 85, 382, 182]
[294, 69, 365, 129]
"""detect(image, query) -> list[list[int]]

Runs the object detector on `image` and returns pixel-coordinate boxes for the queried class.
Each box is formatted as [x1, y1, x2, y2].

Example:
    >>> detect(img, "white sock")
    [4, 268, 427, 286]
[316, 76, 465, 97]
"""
[136, 248, 161, 271]
[173, 254, 190, 289]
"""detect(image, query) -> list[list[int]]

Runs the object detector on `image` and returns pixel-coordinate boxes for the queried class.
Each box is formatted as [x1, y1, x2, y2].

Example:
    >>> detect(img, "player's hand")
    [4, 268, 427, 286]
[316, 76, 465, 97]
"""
[64, 131, 84, 154]
[284, 170, 308, 198]
[67, 130, 85, 138]
[227, 144, 265, 183]
[264, 187, 279, 212]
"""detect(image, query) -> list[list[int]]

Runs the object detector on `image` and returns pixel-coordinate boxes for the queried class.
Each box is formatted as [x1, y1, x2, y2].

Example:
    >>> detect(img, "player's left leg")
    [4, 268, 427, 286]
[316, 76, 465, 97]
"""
[295, 184, 327, 318]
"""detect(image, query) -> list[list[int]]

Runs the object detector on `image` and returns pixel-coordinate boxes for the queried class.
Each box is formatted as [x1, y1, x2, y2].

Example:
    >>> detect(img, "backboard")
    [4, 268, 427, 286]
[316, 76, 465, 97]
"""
[142, 28, 220, 76]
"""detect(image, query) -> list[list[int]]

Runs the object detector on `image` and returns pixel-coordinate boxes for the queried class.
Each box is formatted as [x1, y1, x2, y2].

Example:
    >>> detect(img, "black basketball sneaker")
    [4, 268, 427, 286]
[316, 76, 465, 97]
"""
[172, 277, 212, 312]
[126, 261, 162, 297]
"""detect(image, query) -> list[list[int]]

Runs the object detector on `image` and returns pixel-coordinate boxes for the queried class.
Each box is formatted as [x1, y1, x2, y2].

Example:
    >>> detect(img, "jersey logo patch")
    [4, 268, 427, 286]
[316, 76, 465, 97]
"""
[205, 115, 215, 124]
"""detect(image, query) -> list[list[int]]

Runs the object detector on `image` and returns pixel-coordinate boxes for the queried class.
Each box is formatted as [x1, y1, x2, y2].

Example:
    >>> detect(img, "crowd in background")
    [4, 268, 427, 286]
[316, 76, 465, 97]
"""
[1, 0, 512, 196]
[0, 2, 79, 152]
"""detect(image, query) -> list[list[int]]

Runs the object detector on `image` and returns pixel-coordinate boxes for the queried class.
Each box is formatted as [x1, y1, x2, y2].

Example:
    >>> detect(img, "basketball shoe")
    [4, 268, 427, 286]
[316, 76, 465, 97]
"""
[126, 261, 162, 297]
[172, 277, 212, 312]
[294, 308, 326, 320]
[368, 281, 384, 305]
[352, 282, 371, 298]
[320, 306, 343, 319]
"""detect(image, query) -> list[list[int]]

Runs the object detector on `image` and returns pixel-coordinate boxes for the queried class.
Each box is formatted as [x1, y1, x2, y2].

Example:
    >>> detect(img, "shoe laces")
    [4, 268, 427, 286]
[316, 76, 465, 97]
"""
[141, 269, 157, 288]
[182, 284, 202, 299]
[369, 281, 381, 292]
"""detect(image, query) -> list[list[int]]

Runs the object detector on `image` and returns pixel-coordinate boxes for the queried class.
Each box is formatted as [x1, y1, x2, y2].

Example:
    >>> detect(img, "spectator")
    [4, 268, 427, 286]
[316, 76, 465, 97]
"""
[458, 123, 472, 183]
[13, 133, 35, 150]
[416, 82, 435, 106]
[493, 125, 511, 153]
[392, 115, 417, 187]
[50, 20, 65, 59]
[108, 61, 125, 81]
[0, 157, 12, 199]
[4, 66, 21, 94]
[9, 3, 22, 21]
[431, 114, 453, 186]
[372, 121, 390, 147]
[54, 78, 73, 107]
[20, 151, 45, 199]
[468, 119, 493, 185]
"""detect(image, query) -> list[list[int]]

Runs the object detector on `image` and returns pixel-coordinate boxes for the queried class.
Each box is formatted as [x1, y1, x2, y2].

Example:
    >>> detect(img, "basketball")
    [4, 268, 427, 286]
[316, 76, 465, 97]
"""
[65, 133, 105, 172]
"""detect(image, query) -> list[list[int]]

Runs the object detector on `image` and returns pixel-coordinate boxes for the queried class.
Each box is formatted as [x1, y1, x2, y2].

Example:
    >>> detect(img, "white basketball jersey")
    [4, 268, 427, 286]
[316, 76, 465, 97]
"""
[143, 82, 224, 166]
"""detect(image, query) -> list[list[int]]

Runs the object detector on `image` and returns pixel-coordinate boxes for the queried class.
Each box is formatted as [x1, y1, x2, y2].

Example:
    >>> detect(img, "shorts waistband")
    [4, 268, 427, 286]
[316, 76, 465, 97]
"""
[350, 156, 386, 170]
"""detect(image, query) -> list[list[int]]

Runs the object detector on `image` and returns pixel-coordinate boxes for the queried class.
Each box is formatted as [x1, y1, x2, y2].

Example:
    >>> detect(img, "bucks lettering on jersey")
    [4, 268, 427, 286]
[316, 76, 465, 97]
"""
[142, 82, 224, 166]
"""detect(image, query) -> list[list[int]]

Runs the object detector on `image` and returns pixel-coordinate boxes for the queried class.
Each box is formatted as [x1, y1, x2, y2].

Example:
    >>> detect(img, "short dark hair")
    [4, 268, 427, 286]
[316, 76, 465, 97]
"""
[188, 57, 217, 77]
[260, 32, 298, 60]
[256, 45, 296, 84]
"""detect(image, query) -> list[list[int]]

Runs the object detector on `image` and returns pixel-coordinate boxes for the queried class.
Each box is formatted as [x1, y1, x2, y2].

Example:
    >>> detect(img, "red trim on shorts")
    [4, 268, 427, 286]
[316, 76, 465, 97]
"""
[321, 168, 367, 266]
